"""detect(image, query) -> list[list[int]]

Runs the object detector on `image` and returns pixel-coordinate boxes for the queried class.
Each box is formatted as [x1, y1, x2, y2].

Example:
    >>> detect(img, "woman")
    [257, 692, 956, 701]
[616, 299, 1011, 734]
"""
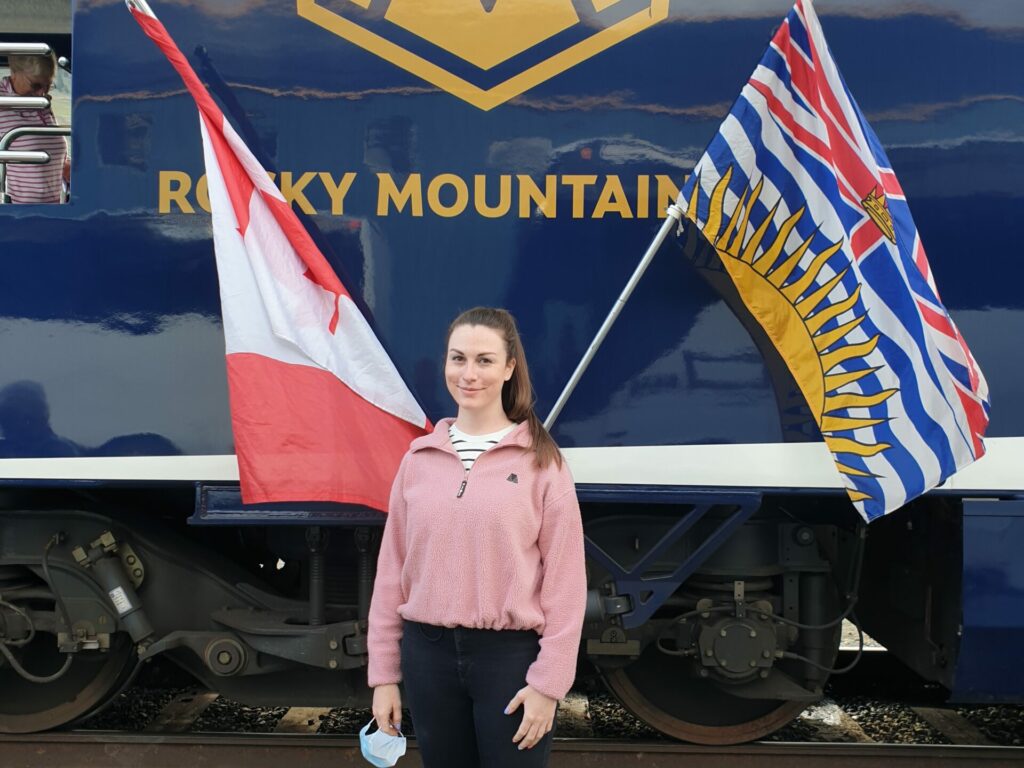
[0, 52, 69, 204]
[367, 307, 587, 768]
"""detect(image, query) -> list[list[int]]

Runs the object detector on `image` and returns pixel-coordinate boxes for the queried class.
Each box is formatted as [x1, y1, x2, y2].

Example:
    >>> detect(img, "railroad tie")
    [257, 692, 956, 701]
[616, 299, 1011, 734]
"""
[145, 690, 220, 733]
[557, 693, 593, 737]
[910, 706, 997, 745]
[799, 699, 874, 743]
[273, 706, 333, 734]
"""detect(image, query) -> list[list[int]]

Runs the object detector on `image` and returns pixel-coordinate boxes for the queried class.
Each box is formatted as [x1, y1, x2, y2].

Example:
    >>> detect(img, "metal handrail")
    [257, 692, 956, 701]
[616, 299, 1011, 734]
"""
[0, 150, 49, 164]
[0, 126, 70, 204]
[0, 43, 52, 56]
[0, 96, 50, 110]
[0, 125, 70, 152]
[0, 42, 66, 71]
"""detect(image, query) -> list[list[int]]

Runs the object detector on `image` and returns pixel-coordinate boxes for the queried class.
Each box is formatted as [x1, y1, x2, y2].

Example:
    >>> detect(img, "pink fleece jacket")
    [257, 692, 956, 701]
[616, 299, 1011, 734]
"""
[367, 418, 587, 701]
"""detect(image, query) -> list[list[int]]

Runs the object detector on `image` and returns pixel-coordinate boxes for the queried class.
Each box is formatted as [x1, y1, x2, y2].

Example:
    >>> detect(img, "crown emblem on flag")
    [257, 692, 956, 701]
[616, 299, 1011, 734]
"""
[296, 0, 669, 111]
[860, 187, 896, 243]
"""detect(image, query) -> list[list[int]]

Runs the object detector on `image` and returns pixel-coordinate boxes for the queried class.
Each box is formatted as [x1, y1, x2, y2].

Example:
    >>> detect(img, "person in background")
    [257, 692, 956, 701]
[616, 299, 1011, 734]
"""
[0, 52, 69, 203]
[367, 306, 587, 768]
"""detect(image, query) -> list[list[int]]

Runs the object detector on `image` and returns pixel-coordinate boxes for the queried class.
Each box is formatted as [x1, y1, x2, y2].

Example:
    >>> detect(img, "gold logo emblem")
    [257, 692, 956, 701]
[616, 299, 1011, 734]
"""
[297, 0, 669, 111]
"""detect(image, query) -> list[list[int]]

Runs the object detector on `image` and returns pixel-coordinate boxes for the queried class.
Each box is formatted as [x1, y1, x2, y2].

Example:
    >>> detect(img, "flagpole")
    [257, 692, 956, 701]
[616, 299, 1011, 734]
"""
[125, 0, 156, 18]
[543, 202, 685, 431]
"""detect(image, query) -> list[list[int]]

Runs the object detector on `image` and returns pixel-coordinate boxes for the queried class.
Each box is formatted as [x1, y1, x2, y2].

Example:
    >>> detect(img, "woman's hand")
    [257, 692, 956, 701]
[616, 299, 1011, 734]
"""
[505, 684, 556, 750]
[372, 684, 402, 736]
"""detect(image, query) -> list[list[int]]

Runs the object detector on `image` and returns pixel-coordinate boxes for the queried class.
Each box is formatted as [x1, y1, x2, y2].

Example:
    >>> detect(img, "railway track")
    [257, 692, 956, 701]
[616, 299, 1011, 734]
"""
[65, 649, 1020, 745]
[1, 731, 1021, 768]
[5, 647, 1021, 766]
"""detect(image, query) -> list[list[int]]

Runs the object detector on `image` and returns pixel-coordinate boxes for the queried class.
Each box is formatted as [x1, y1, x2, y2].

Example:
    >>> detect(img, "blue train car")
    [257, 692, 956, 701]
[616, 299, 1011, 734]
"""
[1, 0, 1022, 742]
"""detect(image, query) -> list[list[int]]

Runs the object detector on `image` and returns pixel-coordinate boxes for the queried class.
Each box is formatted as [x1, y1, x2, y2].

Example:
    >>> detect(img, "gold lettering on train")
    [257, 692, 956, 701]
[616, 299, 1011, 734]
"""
[427, 174, 469, 218]
[279, 172, 318, 214]
[158, 171, 689, 220]
[377, 172, 423, 216]
[158, 170, 194, 214]
[320, 172, 358, 215]
[656, 174, 681, 217]
[561, 174, 597, 219]
[593, 176, 632, 219]
[474, 174, 512, 219]
[195, 174, 211, 213]
[517, 174, 556, 218]
[636, 175, 650, 219]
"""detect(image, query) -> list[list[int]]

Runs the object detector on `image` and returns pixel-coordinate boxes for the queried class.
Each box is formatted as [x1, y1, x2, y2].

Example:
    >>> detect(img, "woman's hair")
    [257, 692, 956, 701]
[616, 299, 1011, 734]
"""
[8, 53, 57, 79]
[446, 306, 562, 469]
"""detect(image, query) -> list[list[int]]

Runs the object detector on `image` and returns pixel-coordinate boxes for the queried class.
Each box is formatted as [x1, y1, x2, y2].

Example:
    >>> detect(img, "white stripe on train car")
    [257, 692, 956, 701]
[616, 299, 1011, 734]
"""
[0, 437, 1021, 492]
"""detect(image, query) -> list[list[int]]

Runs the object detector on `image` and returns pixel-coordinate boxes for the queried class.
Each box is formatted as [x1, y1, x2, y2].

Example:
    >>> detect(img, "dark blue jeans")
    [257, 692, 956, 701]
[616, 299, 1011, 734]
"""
[400, 620, 555, 768]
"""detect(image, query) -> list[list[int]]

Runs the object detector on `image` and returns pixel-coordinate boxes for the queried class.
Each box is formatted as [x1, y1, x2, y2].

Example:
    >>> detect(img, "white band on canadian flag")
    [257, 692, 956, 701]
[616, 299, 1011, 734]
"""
[200, 118, 427, 429]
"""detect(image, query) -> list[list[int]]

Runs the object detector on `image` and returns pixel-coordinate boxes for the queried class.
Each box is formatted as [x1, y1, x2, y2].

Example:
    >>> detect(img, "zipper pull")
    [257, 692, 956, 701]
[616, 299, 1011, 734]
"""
[456, 479, 467, 498]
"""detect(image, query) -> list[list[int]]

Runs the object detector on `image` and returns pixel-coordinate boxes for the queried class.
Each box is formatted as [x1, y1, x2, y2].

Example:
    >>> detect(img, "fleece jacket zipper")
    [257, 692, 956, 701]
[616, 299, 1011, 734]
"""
[452, 442, 515, 498]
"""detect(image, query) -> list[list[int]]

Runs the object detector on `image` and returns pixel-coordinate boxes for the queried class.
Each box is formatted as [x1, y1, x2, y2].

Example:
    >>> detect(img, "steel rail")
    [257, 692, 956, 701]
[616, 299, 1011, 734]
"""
[0, 733, 1021, 768]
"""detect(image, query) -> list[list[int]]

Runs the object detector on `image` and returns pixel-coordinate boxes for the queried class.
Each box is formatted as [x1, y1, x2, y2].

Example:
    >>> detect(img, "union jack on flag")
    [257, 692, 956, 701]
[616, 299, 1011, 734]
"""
[678, 0, 990, 521]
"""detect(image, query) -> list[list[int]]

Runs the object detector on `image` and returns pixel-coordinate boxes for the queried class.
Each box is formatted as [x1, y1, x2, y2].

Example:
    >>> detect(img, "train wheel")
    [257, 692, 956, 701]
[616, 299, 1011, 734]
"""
[0, 563, 138, 734]
[0, 632, 137, 734]
[602, 648, 808, 744]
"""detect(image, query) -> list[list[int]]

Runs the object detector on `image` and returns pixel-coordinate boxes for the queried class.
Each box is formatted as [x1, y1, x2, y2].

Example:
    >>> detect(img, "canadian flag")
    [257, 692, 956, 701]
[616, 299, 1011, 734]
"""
[129, 2, 428, 510]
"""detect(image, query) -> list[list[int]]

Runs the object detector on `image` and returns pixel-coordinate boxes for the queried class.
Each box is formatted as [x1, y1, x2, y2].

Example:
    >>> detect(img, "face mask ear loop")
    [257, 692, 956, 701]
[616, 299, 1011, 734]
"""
[363, 718, 403, 738]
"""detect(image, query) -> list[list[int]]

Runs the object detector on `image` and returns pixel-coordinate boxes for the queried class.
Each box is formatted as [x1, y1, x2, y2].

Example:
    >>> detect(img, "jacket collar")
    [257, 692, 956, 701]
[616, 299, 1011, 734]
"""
[410, 417, 531, 454]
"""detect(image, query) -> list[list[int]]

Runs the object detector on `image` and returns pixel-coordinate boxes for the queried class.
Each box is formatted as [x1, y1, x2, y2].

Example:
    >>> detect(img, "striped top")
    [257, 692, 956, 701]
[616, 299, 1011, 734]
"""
[448, 422, 516, 471]
[0, 76, 67, 204]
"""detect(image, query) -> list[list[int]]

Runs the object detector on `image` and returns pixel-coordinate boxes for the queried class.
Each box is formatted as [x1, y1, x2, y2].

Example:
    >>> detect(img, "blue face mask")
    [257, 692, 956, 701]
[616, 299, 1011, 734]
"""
[359, 718, 407, 767]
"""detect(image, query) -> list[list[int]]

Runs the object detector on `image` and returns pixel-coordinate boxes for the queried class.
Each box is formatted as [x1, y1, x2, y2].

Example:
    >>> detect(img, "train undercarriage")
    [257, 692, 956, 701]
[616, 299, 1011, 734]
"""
[0, 487, 957, 744]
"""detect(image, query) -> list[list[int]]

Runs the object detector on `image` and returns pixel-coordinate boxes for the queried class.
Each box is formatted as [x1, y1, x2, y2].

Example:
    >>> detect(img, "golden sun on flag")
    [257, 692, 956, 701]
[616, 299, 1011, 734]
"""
[684, 167, 897, 502]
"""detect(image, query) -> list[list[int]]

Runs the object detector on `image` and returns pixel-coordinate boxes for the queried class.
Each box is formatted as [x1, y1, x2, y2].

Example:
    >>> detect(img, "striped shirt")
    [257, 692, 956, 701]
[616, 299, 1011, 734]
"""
[0, 76, 67, 204]
[448, 423, 516, 472]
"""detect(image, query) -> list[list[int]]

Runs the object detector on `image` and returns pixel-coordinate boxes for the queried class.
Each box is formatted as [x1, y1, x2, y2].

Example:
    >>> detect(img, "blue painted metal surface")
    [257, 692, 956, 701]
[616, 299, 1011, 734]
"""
[585, 493, 762, 629]
[192, 485, 386, 526]
[952, 500, 1024, 702]
[0, 1, 1022, 459]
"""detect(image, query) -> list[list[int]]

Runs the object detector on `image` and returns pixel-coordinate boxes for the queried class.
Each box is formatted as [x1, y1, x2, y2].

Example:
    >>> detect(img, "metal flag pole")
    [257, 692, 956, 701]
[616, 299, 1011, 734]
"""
[125, 0, 156, 18]
[543, 202, 685, 430]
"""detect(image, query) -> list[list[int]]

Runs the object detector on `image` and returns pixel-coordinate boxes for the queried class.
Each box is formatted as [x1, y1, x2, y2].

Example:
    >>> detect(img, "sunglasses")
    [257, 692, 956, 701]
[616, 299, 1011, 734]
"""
[15, 73, 53, 94]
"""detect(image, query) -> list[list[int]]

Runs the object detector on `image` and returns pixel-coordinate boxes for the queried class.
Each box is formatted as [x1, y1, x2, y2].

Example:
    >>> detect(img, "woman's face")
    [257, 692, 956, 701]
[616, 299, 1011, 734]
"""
[445, 324, 515, 416]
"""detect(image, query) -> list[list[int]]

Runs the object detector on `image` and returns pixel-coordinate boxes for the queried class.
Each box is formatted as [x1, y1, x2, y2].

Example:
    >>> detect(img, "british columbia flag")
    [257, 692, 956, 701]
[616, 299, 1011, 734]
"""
[678, 0, 990, 521]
